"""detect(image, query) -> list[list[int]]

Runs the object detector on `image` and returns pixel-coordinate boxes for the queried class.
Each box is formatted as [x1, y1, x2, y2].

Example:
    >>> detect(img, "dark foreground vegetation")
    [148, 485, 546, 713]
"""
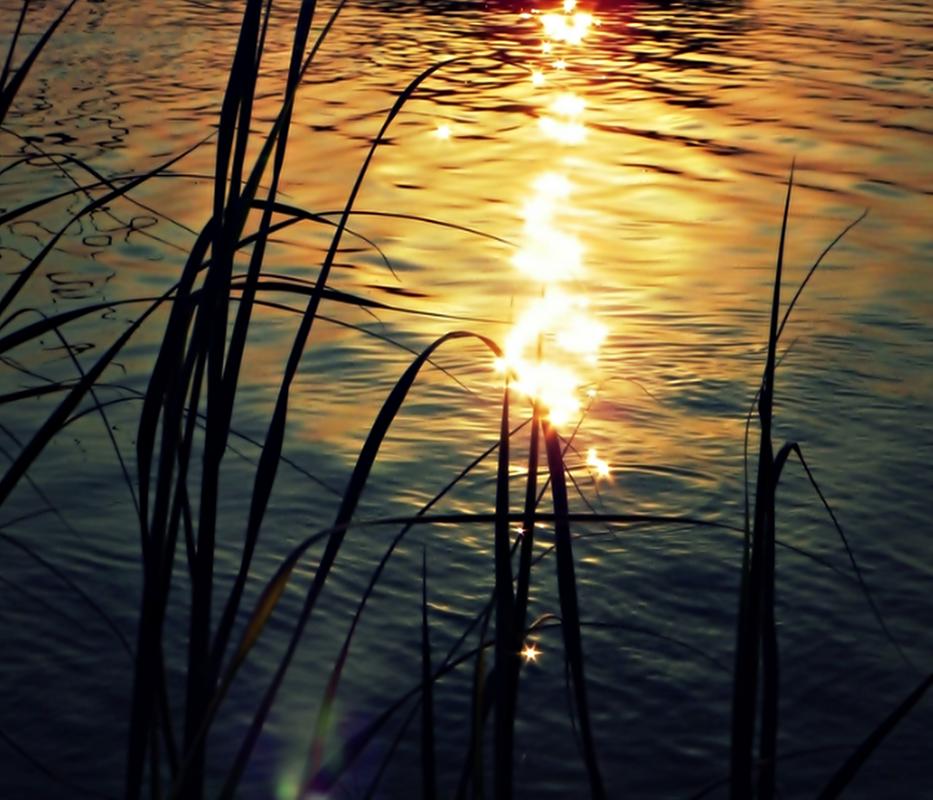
[0, 2, 929, 798]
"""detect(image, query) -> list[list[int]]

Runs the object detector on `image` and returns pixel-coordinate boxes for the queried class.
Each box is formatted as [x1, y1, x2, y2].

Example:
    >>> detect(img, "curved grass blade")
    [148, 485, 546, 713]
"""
[0, 1, 30, 95]
[315, 207, 515, 250]
[776, 209, 869, 343]
[215, 331, 502, 797]
[231, 276, 504, 325]
[773, 441, 913, 670]
[0, 281, 164, 509]
[207, 51, 475, 687]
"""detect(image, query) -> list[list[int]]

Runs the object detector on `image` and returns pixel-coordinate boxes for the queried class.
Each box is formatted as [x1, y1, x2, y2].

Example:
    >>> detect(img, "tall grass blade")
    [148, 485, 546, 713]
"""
[730, 161, 795, 800]
[209, 47, 455, 691]
[180, 3, 267, 790]
[493, 382, 515, 800]
[302, 421, 528, 784]
[513, 412, 540, 659]
[0, 1, 31, 95]
[542, 421, 606, 799]
[421, 548, 438, 800]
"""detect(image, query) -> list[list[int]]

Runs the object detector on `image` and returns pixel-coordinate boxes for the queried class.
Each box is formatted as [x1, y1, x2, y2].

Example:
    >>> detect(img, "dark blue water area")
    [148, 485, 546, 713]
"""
[1, 0, 932, 797]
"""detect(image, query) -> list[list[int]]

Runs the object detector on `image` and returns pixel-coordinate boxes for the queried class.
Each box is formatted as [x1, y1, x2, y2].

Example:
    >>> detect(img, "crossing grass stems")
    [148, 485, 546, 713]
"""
[0, 2, 929, 798]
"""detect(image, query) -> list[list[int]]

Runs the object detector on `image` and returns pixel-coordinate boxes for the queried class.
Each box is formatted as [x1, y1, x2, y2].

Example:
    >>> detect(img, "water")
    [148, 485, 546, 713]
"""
[1, 0, 931, 796]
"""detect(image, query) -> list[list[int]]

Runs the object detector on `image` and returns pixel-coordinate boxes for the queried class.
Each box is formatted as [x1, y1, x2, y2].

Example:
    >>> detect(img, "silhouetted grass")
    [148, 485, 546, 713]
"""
[0, 2, 928, 798]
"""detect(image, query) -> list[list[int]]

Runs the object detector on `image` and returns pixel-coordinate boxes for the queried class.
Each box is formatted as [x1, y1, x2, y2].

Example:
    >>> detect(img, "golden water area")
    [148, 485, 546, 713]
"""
[1, 0, 931, 796]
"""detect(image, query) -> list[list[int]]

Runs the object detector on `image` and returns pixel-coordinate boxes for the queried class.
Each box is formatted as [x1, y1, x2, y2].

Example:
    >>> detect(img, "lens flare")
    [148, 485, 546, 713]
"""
[521, 642, 541, 663]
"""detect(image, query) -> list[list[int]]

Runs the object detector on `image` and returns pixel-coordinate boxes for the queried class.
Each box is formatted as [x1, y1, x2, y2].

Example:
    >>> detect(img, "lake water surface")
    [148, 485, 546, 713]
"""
[1, 0, 931, 797]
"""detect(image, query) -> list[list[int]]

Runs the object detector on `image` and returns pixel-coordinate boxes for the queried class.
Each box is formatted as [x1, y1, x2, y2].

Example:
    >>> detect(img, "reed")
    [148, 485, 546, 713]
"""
[0, 2, 927, 798]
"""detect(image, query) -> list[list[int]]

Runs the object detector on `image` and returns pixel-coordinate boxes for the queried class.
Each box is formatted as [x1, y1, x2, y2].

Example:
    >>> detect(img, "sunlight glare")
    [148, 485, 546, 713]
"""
[587, 448, 611, 478]
[497, 167, 607, 427]
[550, 92, 585, 117]
[538, 115, 586, 144]
[540, 11, 594, 45]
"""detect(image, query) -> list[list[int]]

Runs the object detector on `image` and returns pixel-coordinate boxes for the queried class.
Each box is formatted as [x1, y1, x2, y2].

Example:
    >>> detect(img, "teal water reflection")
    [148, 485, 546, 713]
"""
[0, 0, 931, 796]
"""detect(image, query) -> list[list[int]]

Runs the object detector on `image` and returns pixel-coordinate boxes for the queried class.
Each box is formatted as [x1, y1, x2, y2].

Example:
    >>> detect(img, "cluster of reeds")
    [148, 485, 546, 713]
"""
[1, 2, 929, 798]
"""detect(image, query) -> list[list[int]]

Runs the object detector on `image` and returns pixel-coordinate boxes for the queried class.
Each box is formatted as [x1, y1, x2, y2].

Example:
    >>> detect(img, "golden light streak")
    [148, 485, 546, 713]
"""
[498, 171, 606, 427]
[495, 5, 608, 429]
[512, 174, 581, 281]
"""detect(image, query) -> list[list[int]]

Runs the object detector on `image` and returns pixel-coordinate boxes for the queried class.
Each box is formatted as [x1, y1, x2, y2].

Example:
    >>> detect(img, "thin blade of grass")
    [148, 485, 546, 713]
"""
[493, 383, 515, 800]
[217, 331, 502, 797]
[542, 420, 606, 799]
[0, 1, 31, 94]
[302, 419, 529, 784]
[513, 412, 540, 644]
[773, 441, 913, 670]
[817, 672, 933, 799]
[731, 161, 794, 800]
[776, 209, 869, 343]
[0, 134, 210, 323]
[421, 547, 437, 800]
[0, 725, 114, 800]
[0, 0, 79, 125]
[209, 45, 460, 689]
[0, 289, 168, 510]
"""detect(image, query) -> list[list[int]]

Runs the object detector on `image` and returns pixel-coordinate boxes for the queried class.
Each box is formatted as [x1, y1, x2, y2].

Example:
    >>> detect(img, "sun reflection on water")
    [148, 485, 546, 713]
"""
[494, 0, 607, 445]
[497, 164, 607, 428]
